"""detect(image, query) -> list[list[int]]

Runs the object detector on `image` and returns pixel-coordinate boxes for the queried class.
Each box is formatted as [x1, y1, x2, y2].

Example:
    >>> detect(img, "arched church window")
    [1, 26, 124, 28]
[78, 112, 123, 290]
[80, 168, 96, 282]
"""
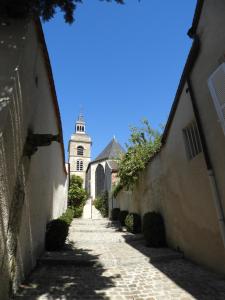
[76, 160, 83, 171]
[95, 164, 105, 198]
[77, 146, 84, 156]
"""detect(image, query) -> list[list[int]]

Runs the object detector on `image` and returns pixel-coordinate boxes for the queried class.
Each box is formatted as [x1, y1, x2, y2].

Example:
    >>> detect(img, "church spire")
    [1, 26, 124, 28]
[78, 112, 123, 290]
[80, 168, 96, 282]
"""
[75, 113, 86, 134]
[78, 112, 84, 123]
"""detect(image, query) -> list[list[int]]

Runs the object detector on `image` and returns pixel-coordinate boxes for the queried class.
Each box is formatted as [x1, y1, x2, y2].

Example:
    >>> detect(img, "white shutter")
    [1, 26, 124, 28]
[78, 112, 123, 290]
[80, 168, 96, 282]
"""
[208, 63, 225, 135]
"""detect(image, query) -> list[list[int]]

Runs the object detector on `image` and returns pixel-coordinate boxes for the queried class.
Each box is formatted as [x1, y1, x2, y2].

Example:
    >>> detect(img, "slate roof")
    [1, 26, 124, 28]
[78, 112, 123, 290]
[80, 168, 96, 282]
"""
[93, 138, 125, 163]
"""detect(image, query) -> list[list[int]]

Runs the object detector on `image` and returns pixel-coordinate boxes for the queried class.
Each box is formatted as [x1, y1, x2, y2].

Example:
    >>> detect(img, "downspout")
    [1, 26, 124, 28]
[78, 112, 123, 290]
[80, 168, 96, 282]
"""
[187, 36, 225, 248]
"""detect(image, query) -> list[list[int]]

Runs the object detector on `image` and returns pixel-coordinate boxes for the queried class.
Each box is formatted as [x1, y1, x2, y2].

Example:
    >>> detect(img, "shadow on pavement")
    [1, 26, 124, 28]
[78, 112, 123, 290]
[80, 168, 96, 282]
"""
[122, 233, 225, 300]
[14, 242, 120, 300]
[105, 220, 121, 231]
[152, 258, 225, 300]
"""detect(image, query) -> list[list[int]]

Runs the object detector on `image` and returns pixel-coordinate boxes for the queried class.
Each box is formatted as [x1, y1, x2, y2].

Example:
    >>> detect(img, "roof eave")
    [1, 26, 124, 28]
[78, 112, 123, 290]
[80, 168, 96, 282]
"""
[34, 19, 67, 175]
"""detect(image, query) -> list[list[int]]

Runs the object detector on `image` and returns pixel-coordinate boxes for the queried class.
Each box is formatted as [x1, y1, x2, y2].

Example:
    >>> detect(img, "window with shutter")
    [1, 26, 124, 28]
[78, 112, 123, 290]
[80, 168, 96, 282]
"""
[77, 146, 84, 156]
[76, 160, 84, 171]
[183, 121, 202, 160]
[208, 63, 225, 135]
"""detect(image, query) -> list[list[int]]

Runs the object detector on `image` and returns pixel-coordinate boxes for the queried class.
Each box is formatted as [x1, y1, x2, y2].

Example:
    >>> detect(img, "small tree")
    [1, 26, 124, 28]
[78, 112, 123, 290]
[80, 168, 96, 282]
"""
[68, 175, 87, 207]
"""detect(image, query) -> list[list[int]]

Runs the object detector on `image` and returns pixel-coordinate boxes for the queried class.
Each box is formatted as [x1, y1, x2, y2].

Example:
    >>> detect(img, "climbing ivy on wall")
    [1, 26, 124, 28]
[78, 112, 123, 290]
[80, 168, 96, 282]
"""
[114, 119, 162, 194]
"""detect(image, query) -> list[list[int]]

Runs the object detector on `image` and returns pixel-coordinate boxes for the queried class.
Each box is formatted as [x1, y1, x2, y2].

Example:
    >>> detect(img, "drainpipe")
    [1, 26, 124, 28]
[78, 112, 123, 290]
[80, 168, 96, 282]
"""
[186, 37, 225, 248]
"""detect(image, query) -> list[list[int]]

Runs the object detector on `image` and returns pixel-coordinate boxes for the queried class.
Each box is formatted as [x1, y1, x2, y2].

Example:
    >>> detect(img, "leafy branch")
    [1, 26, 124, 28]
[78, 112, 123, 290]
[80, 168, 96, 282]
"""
[114, 119, 162, 193]
[0, 0, 125, 24]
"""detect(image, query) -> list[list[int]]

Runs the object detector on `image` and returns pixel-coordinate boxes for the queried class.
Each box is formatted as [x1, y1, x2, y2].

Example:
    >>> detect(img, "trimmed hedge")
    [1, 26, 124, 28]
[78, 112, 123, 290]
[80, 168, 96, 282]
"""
[111, 208, 120, 221]
[125, 213, 142, 234]
[45, 208, 74, 251]
[143, 212, 166, 247]
[119, 210, 128, 226]
[94, 191, 108, 217]
[73, 205, 84, 218]
[60, 207, 74, 224]
[45, 219, 69, 251]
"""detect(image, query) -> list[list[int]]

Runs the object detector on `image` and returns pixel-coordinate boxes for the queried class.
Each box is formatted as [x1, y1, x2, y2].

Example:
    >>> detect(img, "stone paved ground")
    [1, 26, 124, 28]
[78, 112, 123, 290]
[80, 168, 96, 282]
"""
[14, 216, 225, 300]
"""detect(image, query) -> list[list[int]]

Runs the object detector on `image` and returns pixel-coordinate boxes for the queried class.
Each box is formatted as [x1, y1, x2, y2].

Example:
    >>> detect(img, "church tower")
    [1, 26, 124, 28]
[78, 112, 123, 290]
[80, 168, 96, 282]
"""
[68, 114, 92, 187]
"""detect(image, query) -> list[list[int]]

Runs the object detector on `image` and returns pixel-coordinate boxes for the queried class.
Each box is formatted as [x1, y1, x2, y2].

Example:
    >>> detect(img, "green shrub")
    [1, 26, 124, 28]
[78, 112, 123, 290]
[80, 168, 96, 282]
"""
[60, 207, 74, 224]
[119, 210, 128, 226]
[45, 219, 69, 251]
[68, 175, 87, 207]
[94, 191, 108, 217]
[125, 213, 142, 233]
[45, 208, 75, 251]
[68, 175, 87, 218]
[143, 212, 166, 247]
[73, 205, 84, 218]
[111, 208, 120, 221]
[94, 196, 102, 211]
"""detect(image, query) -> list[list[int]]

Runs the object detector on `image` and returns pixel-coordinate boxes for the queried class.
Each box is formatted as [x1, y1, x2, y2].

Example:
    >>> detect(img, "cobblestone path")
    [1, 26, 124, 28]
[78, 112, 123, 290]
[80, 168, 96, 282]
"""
[14, 218, 225, 300]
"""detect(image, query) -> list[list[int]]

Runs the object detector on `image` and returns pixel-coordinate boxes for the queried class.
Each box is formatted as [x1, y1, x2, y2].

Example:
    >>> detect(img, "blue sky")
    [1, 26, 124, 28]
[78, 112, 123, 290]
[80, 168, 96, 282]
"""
[43, 0, 197, 160]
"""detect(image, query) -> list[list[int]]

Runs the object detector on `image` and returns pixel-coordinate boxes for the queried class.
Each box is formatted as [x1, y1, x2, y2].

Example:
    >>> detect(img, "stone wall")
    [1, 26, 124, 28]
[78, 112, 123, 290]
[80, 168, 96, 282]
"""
[0, 19, 68, 299]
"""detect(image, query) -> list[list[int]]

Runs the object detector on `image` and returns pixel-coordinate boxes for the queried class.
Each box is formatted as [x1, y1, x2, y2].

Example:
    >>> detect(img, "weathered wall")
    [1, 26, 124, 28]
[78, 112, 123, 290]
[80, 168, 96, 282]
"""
[116, 83, 225, 274]
[115, 189, 133, 212]
[191, 0, 225, 228]
[116, 0, 225, 274]
[104, 163, 117, 216]
[0, 19, 68, 299]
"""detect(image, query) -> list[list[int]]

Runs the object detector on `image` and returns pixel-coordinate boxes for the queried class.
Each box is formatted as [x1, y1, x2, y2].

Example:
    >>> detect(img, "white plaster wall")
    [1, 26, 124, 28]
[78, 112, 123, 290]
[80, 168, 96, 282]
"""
[104, 163, 112, 193]
[104, 163, 117, 216]
[115, 1, 225, 275]
[85, 166, 91, 195]
[116, 84, 225, 274]
[190, 0, 225, 225]
[0, 19, 67, 299]
[115, 190, 132, 211]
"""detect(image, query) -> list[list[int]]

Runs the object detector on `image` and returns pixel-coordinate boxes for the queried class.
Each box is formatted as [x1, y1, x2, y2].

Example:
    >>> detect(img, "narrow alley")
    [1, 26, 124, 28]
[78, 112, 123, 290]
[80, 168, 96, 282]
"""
[14, 202, 225, 300]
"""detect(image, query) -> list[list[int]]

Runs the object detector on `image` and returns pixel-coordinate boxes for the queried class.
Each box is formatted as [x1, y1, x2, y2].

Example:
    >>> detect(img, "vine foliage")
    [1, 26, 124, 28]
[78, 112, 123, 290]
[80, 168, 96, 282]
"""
[115, 119, 161, 193]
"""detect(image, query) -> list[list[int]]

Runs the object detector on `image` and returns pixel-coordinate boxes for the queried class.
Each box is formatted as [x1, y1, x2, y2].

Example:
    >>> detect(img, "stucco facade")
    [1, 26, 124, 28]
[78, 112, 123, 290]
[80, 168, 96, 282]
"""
[116, 0, 225, 275]
[0, 19, 68, 299]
